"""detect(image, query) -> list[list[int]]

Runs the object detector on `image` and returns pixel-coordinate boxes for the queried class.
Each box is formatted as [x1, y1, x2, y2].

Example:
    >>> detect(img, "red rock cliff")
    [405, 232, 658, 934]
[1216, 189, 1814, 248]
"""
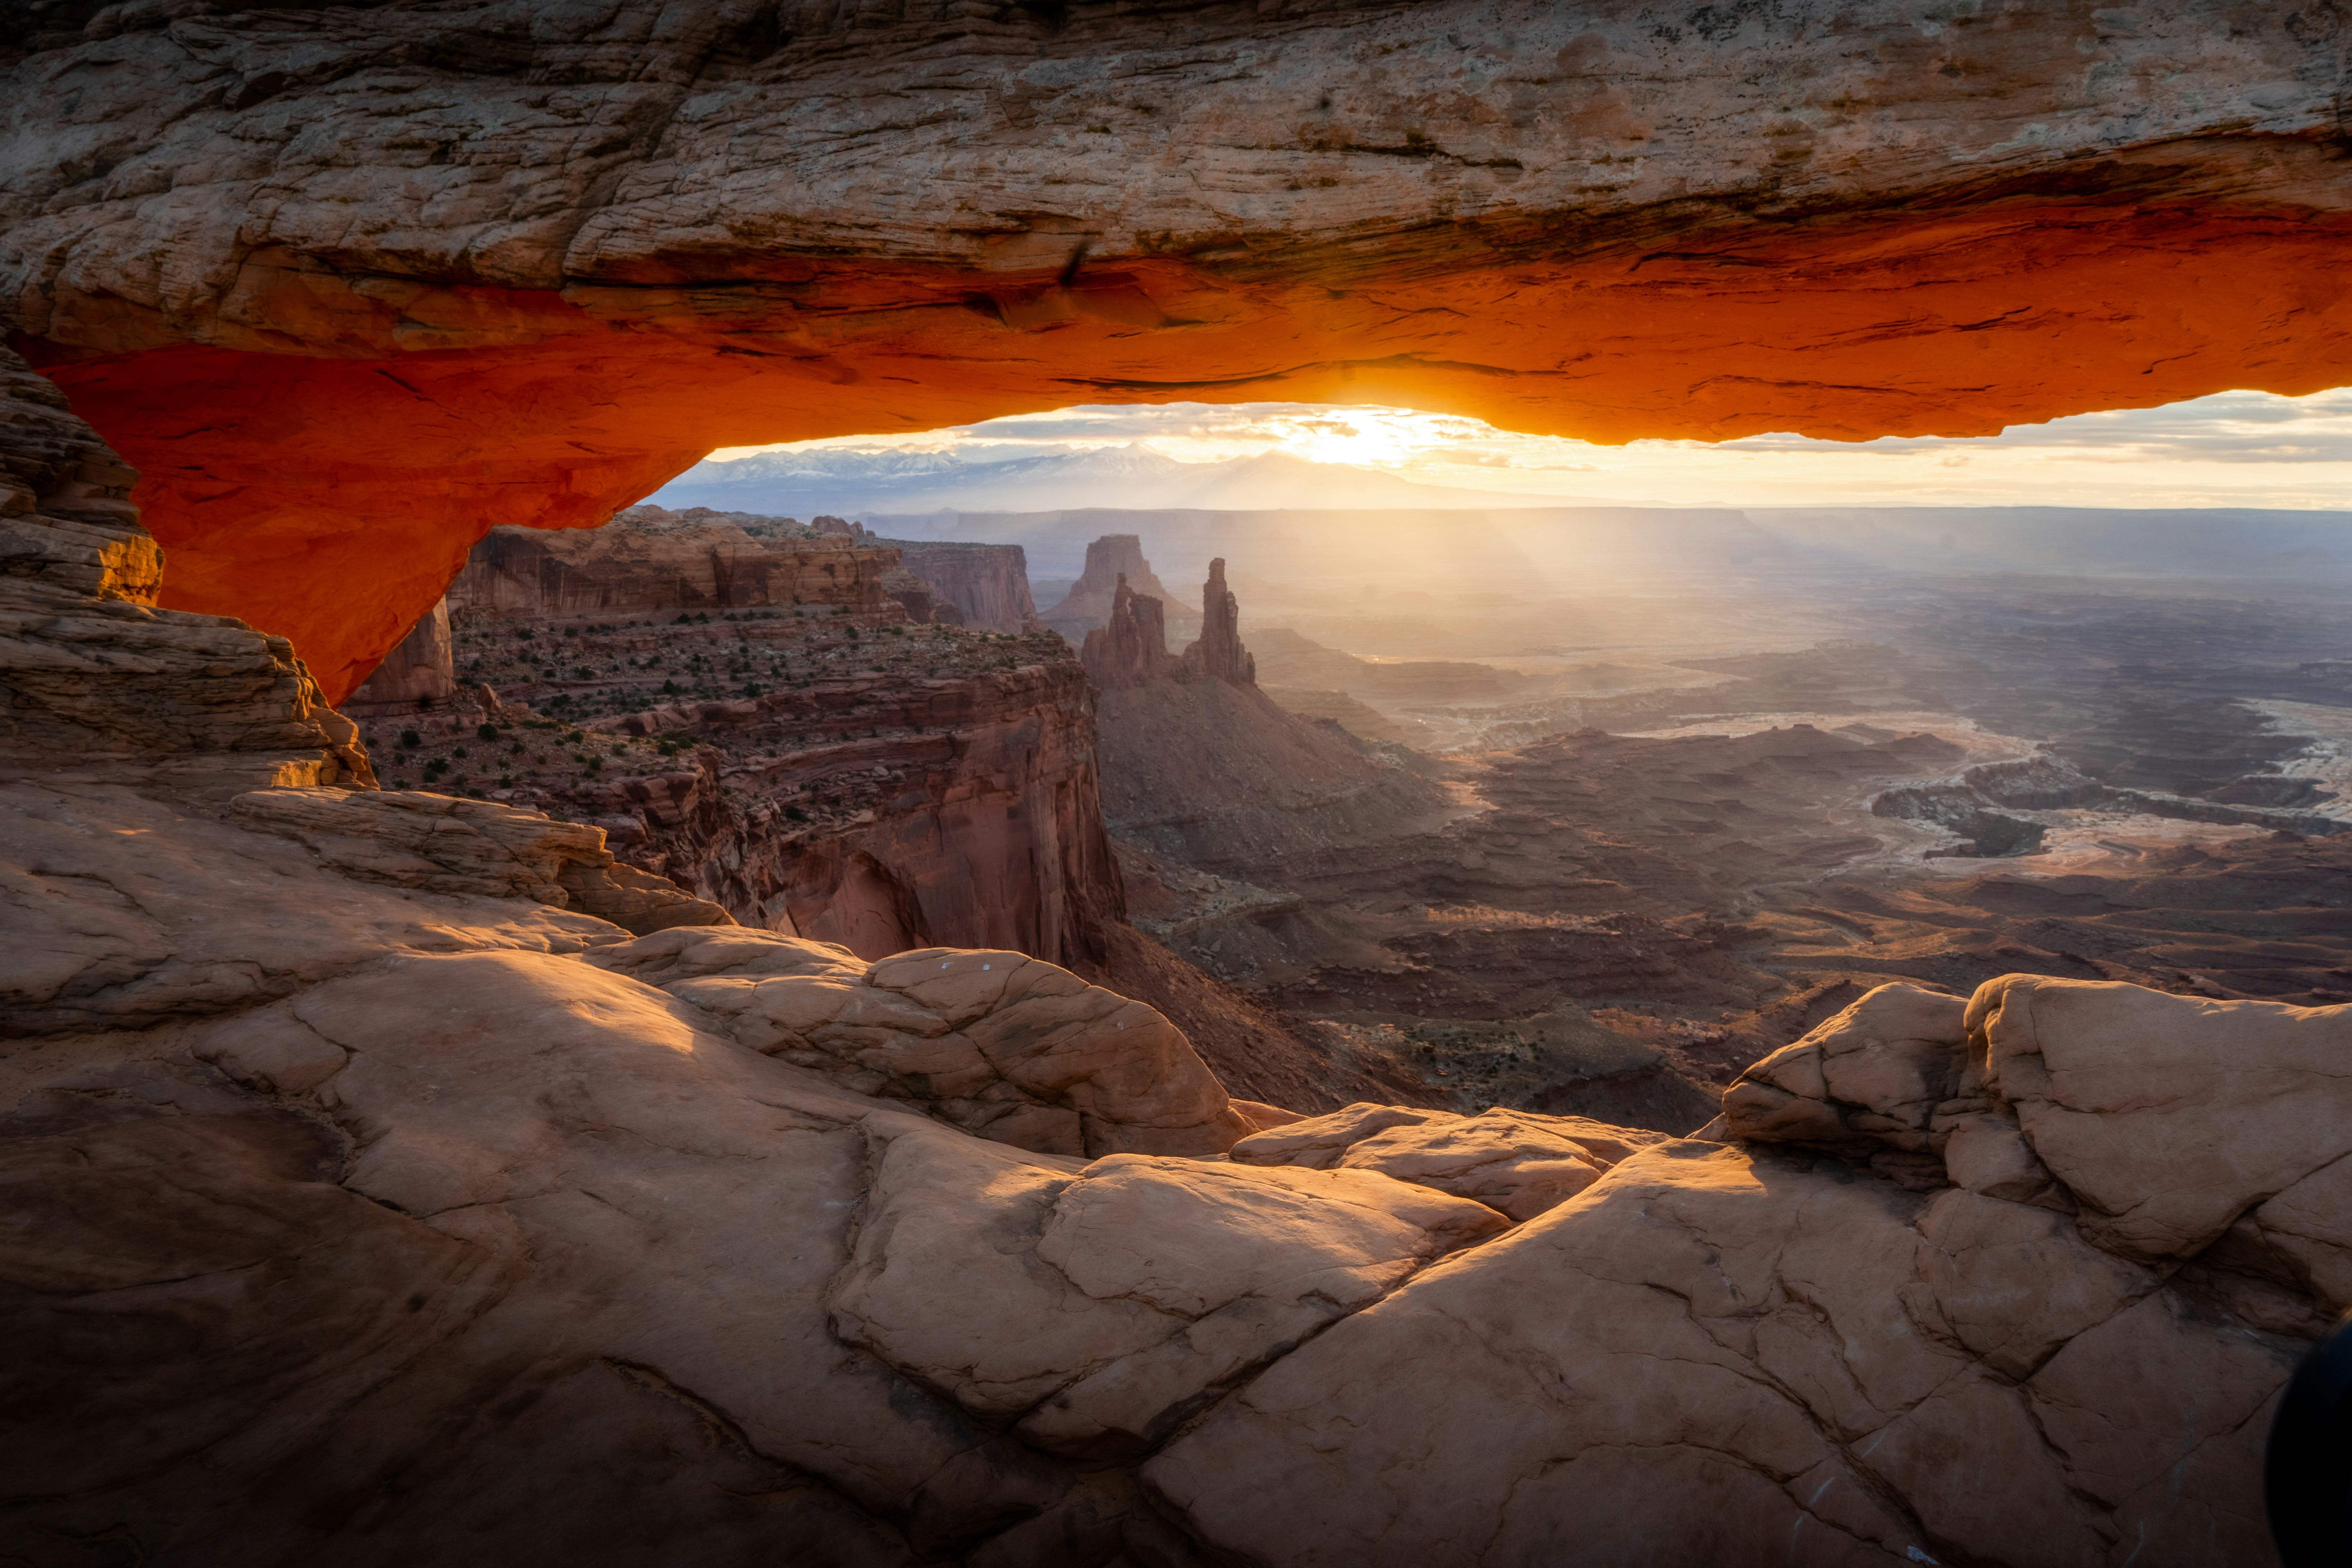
[888, 540, 1039, 634]
[358, 506, 1127, 965]
[451, 506, 894, 620]
[1043, 535, 1193, 641]
[597, 659, 1124, 965]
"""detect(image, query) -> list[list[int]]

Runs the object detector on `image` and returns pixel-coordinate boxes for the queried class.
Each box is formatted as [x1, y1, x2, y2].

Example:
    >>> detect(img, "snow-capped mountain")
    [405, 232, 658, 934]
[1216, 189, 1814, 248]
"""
[648, 443, 1602, 517]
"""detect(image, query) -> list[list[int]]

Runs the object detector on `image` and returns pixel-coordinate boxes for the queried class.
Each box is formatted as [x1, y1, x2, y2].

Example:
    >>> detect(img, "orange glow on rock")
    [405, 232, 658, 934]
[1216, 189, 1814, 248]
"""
[21, 193, 2352, 703]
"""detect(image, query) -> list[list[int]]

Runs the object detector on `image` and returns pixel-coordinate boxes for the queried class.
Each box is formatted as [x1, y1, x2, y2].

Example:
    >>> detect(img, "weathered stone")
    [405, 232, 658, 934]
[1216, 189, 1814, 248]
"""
[1721, 981, 1967, 1156]
[230, 786, 731, 936]
[346, 597, 455, 715]
[0, 346, 372, 789]
[1968, 974, 2352, 1266]
[1233, 1101, 1669, 1223]
[588, 929, 1247, 1157]
[10, 6, 2352, 690]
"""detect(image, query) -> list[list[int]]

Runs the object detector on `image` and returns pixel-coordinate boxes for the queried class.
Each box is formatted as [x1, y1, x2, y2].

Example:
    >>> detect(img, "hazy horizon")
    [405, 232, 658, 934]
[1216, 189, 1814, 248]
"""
[663, 386, 2352, 515]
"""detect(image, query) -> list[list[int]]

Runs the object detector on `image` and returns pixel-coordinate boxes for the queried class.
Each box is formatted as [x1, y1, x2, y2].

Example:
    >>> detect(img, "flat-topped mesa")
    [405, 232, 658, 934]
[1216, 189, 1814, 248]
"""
[885, 541, 1039, 634]
[451, 506, 899, 622]
[353, 514, 1127, 966]
[1043, 535, 1194, 642]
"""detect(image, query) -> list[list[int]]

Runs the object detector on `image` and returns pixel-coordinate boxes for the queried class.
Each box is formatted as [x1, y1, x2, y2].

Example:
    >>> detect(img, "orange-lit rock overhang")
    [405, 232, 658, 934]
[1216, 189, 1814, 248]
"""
[10, 0, 2352, 701]
[23, 177, 2352, 702]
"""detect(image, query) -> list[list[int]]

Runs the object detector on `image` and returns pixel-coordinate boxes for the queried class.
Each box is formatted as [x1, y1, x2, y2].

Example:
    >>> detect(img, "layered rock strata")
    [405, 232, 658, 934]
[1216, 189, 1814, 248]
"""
[13, 4, 2352, 688]
[0, 345, 370, 791]
[344, 596, 455, 715]
[887, 541, 1039, 634]
[1045, 535, 1192, 643]
[365, 510, 1129, 967]
[450, 506, 898, 622]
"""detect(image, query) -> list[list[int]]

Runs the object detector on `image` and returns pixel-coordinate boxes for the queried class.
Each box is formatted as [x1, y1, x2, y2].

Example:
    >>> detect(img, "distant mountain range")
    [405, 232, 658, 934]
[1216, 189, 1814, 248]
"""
[649, 444, 1606, 517]
[649, 444, 2352, 590]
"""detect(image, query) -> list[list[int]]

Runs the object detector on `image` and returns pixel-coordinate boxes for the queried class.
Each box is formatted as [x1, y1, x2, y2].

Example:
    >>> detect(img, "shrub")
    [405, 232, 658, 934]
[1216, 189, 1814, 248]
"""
[785, 805, 808, 822]
[398, 729, 421, 749]
[476, 722, 499, 740]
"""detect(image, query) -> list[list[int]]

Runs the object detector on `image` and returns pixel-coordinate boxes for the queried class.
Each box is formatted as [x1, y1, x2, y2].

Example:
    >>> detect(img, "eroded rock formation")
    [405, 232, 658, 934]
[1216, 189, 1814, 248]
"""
[6, 781, 2336, 1565]
[1089, 561, 1452, 876]
[11, 4, 2352, 690]
[1045, 535, 1190, 643]
[0, 345, 371, 790]
[1078, 575, 1176, 691]
[889, 541, 1039, 634]
[0, 347, 2334, 1562]
[451, 506, 897, 621]
[344, 596, 455, 715]
[361, 507, 1128, 967]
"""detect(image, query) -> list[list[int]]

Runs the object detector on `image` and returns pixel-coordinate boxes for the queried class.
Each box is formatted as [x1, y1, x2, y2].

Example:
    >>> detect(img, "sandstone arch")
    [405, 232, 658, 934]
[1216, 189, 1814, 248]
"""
[7, 1, 2352, 696]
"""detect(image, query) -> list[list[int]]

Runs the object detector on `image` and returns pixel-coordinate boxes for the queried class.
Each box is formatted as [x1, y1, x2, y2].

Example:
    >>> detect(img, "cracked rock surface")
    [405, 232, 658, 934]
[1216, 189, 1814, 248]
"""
[5, 789, 2336, 1564]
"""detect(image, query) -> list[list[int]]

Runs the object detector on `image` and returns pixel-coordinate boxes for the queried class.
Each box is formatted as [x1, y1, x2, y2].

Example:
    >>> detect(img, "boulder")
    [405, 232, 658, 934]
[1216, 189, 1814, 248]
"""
[1233, 1102, 1671, 1222]
[589, 928, 1250, 1157]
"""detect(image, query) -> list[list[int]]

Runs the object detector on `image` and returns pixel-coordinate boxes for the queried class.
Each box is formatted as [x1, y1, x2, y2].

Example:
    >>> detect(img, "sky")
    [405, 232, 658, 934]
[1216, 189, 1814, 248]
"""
[706, 387, 2352, 510]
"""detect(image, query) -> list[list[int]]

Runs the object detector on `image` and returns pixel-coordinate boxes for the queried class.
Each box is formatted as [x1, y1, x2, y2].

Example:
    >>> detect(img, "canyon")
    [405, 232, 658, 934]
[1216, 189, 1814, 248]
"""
[5, 5, 2352, 1565]
[3, 355, 2339, 1563]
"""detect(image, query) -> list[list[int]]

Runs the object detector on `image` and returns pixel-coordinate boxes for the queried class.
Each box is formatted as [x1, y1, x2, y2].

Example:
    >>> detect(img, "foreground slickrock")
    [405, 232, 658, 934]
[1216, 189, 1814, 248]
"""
[5, 776, 2337, 1566]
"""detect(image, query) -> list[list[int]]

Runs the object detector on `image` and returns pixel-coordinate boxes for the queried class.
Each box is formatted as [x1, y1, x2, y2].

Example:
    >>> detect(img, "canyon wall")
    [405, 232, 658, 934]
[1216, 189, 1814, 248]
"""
[450, 506, 893, 620]
[599, 663, 1124, 965]
[373, 507, 1128, 967]
[885, 540, 1037, 633]
[345, 597, 455, 715]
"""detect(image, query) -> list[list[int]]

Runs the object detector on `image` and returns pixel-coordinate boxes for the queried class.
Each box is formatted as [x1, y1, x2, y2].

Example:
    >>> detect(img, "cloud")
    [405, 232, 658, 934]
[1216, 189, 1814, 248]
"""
[701, 388, 2352, 510]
